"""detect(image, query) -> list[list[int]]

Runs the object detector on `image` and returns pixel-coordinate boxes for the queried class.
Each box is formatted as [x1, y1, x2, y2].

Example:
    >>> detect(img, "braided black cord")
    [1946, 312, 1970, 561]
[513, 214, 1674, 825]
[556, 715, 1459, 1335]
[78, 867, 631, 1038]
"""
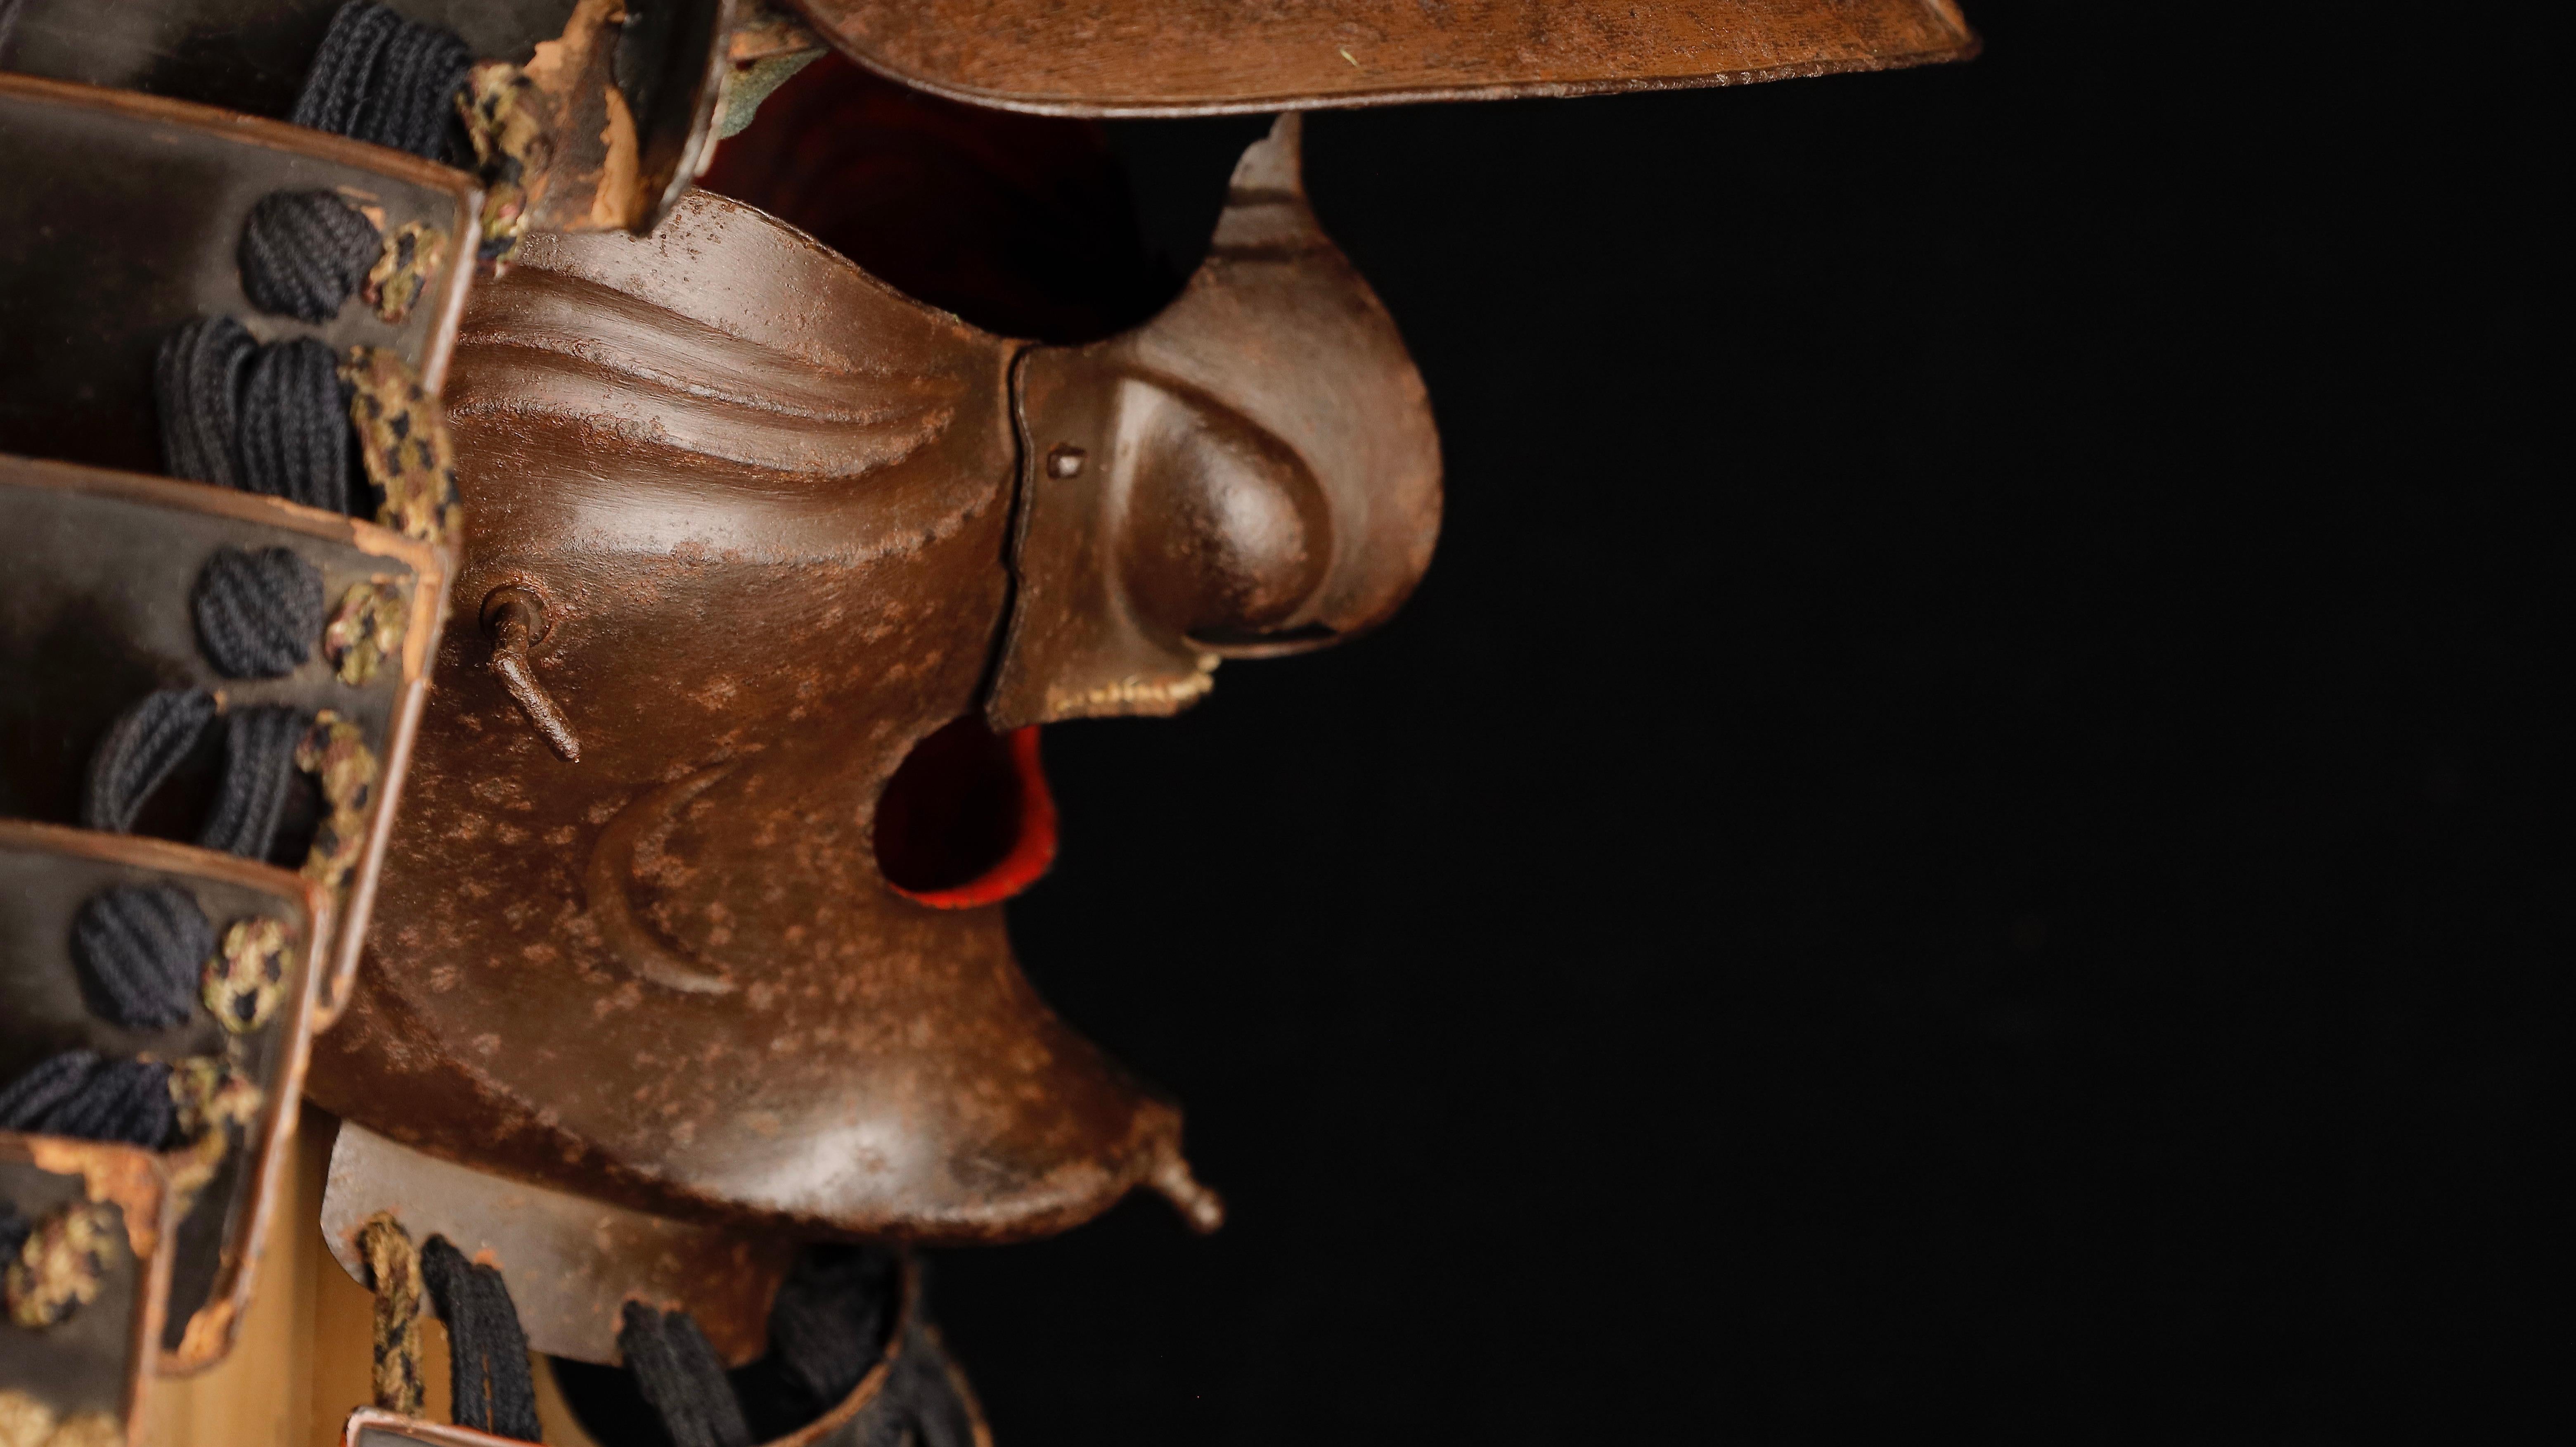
[420, 1237, 543, 1441]
[237, 337, 353, 512]
[0, 1052, 93, 1129]
[82, 688, 218, 835]
[620, 1300, 754, 1447]
[155, 317, 254, 491]
[156, 320, 354, 513]
[291, 2, 473, 162]
[867, 1325, 976, 1447]
[240, 190, 382, 323]
[769, 1246, 898, 1409]
[193, 545, 327, 680]
[69, 882, 213, 1030]
[0, 1053, 175, 1148]
[198, 705, 312, 861]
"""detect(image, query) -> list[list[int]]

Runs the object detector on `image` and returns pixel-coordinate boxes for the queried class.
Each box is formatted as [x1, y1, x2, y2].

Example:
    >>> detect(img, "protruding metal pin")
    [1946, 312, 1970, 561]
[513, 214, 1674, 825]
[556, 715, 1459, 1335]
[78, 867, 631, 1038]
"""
[482, 586, 580, 762]
[1148, 1152, 1226, 1234]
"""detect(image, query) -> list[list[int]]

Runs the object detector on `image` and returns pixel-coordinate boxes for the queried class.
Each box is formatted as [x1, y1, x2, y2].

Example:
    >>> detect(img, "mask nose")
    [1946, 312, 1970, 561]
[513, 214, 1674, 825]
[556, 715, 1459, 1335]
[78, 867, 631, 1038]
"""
[985, 114, 1442, 727]
[1120, 381, 1335, 645]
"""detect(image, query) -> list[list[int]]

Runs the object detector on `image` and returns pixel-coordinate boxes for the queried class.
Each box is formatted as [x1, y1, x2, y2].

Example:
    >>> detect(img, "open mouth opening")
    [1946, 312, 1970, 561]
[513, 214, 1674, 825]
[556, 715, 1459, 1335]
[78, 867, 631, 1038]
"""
[873, 716, 1056, 909]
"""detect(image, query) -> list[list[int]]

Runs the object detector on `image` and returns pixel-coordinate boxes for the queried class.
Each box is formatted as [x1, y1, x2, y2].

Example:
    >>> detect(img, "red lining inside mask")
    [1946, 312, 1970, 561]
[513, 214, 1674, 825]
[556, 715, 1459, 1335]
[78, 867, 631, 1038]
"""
[875, 718, 1057, 909]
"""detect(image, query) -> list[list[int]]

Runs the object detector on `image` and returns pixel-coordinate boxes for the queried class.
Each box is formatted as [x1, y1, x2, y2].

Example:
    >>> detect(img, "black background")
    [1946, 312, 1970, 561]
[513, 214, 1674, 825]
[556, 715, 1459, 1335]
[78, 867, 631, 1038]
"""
[932, 4, 2559, 1441]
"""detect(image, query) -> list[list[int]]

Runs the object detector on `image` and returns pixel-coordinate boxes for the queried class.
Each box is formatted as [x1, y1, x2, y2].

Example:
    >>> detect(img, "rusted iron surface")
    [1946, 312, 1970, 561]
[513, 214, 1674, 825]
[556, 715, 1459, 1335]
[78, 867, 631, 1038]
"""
[987, 113, 1441, 728]
[0, 821, 325, 1373]
[478, 589, 580, 761]
[790, 0, 1978, 115]
[0, 458, 453, 1027]
[319, 1123, 797, 1365]
[308, 113, 1429, 1267]
[0, 74, 479, 478]
[2, 1133, 176, 1441]
[305, 187, 1220, 1246]
[0, 0, 731, 239]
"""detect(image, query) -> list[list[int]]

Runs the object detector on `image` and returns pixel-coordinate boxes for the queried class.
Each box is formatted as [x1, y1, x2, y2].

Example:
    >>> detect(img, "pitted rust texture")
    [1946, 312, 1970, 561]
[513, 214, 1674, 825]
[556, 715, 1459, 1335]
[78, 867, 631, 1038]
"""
[310, 190, 1198, 1242]
[341, 349, 463, 546]
[792, 0, 1978, 115]
[325, 581, 410, 687]
[3, 1200, 118, 1330]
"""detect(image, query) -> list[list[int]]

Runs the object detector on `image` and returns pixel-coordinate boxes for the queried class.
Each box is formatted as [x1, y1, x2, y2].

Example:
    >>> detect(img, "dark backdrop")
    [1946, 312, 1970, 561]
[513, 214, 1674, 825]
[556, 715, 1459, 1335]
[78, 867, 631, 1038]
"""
[932, 4, 2557, 1440]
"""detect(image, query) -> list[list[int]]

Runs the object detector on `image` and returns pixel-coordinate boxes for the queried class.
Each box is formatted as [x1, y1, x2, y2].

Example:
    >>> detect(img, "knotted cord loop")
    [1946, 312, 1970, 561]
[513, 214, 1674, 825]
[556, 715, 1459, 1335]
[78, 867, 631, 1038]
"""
[239, 190, 383, 323]
[82, 687, 218, 836]
[290, 1, 474, 163]
[198, 704, 315, 861]
[69, 882, 213, 1031]
[238, 337, 355, 512]
[420, 1236, 543, 1442]
[155, 318, 354, 510]
[194, 544, 327, 680]
[154, 317, 254, 493]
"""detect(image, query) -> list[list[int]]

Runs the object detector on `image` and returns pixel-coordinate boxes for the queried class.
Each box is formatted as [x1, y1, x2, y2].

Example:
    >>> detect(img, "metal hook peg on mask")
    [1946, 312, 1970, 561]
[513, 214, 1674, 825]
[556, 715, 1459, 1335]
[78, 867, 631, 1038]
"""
[481, 586, 580, 762]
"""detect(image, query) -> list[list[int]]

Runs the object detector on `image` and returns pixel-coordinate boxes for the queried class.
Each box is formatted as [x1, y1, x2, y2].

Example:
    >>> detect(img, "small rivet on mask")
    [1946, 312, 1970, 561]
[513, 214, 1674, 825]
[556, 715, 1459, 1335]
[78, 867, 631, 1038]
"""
[1046, 445, 1087, 479]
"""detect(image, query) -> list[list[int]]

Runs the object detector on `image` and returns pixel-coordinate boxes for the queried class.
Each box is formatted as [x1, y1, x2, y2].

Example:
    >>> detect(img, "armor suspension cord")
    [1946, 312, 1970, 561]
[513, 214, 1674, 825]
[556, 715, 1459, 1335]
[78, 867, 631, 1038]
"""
[290, 1, 475, 163]
[620, 1301, 755, 1447]
[420, 1237, 544, 1441]
[82, 688, 313, 863]
[0, 1052, 175, 1149]
[359, 1215, 429, 1418]
[156, 318, 351, 513]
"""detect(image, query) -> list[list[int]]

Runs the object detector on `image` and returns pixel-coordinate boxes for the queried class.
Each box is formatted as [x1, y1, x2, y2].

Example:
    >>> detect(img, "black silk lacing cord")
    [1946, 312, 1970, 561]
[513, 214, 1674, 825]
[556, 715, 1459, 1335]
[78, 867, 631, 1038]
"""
[419, 1237, 544, 1441]
[556, 1247, 931, 1447]
[239, 190, 385, 326]
[195, 544, 328, 679]
[157, 318, 353, 513]
[0, 880, 263, 1155]
[621, 1300, 757, 1447]
[162, 2, 480, 503]
[866, 1324, 978, 1447]
[0, 1052, 177, 1149]
[70, 882, 215, 1030]
[84, 688, 311, 863]
[292, 1, 474, 164]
